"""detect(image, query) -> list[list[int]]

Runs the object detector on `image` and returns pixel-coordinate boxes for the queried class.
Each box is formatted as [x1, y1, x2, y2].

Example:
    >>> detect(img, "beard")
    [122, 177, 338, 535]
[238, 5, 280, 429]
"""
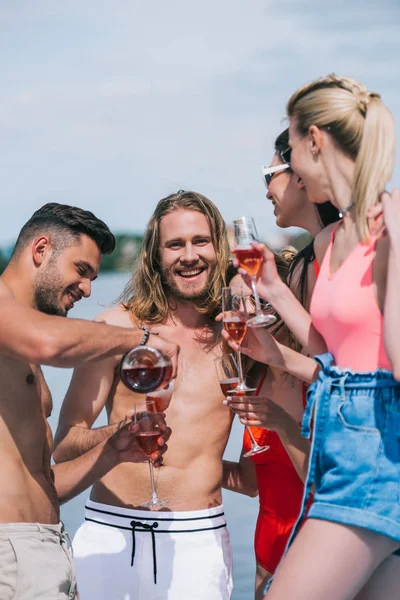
[161, 264, 215, 303]
[33, 262, 67, 317]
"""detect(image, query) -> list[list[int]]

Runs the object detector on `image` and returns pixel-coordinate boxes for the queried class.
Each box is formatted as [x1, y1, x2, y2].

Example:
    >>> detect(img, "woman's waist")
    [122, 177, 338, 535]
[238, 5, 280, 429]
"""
[314, 352, 399, 386]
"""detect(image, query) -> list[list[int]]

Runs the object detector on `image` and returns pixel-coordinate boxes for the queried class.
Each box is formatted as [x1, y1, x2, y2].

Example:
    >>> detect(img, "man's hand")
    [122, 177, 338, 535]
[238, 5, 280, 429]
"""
[107, 412, 172, 467]
[148, 333, 180, 379]
[225, 394, 298, 434]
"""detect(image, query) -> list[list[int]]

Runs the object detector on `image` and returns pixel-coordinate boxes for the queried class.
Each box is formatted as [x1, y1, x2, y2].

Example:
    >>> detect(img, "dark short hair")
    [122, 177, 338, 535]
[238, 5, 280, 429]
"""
[12, 202, 115, 257]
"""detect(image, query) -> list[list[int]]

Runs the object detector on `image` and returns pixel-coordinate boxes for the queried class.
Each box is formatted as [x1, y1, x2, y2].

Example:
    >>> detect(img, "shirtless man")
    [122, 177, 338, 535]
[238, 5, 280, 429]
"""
[53, 190, 234, 600]
[0, 203, 177, 600]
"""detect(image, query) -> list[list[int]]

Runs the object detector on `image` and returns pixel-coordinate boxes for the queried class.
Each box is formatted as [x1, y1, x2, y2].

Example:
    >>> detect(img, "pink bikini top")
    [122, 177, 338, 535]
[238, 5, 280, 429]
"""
[310, 223, 391, 371]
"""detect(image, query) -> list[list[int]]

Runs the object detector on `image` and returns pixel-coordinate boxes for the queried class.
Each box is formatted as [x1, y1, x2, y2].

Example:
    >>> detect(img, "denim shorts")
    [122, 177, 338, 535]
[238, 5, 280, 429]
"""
[298, 352, 400, 549]
[264, 353, 400, 595]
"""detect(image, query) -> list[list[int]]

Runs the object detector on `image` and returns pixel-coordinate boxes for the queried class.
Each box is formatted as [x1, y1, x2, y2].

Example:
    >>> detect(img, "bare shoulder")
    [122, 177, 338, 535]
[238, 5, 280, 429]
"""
[313, 222, 337, 265]
[93, 304, 134, 328]
[0, 278, 15, 303]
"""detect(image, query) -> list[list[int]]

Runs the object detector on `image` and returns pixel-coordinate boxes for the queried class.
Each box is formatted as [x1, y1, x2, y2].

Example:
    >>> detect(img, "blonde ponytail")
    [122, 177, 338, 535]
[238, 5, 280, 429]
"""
[287, 74, 396, 241]
[352, 96, 395, 240]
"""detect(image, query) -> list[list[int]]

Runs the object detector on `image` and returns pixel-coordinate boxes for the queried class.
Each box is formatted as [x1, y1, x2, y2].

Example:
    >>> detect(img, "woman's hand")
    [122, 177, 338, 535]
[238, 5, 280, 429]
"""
[382, 189, 400, 242]
[234, 242, 285, 303]
[225, 394, 298, 433]
[368, 189, 400, 240]
[216, 311, 283, 368]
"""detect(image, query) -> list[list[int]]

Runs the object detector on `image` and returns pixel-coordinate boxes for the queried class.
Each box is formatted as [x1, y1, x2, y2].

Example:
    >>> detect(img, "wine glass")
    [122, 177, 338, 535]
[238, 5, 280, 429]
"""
[222, 286, 256, 393]
[233, 216, 277, 328]
[120, 346, 173, 394]
[147, 379, 175, 412]
[134, 400, 168, 508]
[214, 354, 269, 457]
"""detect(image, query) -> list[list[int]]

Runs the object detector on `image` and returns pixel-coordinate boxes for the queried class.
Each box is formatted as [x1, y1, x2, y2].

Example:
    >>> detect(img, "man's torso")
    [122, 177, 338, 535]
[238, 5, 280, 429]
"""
[91, 307, 234, 510]
[0, 355, 58, 523]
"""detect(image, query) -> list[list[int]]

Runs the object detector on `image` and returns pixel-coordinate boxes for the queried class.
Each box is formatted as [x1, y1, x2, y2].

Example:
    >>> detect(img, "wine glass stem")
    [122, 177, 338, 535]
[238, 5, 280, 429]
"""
[250, 276, 263, 317]
[149, 460, 158, 500]
[236, 346, 245, 386]
[246, 425, 258, 448]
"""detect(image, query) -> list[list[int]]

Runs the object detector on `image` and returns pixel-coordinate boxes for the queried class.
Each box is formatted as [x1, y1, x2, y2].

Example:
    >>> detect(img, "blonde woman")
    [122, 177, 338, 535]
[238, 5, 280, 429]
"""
[228, 75, 400, 599]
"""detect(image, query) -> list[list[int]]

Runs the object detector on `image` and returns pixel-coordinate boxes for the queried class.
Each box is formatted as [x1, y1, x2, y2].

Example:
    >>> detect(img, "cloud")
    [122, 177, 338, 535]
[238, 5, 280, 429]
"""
[0, 0, 399, 243]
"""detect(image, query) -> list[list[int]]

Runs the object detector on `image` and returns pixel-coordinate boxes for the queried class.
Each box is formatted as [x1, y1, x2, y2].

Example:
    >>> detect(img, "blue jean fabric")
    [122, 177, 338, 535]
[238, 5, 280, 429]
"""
[265, 352, 400, 595]
[303, 353, 400, 543]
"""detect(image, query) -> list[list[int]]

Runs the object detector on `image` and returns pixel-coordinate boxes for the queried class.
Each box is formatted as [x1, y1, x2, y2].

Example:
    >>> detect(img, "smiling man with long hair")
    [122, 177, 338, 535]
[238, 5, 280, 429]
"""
[54, 190, 236, 600]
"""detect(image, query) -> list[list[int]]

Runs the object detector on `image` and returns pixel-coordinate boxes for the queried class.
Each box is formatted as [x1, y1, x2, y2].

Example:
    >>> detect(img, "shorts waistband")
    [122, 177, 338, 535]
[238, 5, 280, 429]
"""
[85, 499, 227, 533]
[0, 521, 64, 537]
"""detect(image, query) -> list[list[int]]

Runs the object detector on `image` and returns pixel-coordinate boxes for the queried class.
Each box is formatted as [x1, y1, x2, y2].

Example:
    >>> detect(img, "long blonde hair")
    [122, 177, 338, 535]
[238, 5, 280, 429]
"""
[120, 190, 230, 323]
[287, 74, 396, 241]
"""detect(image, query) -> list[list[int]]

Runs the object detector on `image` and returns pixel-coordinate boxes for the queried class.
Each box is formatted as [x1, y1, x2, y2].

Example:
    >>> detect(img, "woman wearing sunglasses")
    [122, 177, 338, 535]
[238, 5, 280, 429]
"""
[222, 130, 340, 598]
[233, 74, 400, 599]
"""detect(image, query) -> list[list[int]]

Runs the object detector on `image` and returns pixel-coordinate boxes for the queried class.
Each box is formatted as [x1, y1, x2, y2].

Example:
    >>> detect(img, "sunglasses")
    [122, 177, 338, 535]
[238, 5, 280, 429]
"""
[261, 163, 290, 189]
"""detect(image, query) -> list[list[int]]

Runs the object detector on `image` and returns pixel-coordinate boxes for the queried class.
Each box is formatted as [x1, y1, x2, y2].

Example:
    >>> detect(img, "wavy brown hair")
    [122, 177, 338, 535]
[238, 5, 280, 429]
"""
[119, 190, 230, 324]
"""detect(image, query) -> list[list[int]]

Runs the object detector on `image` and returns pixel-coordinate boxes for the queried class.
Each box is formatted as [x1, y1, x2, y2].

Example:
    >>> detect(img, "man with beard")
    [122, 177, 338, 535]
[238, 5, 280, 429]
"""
[53, 191, 235, 600]
[0, 203, 177, 600]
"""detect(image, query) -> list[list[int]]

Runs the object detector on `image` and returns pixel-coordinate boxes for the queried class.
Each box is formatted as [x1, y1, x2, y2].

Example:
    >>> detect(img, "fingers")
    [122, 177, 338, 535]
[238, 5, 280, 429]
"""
[251, 241, 272, 262]
[126, 422, 139, 434]
[239, 417, 263, 427]
[367, 203, 383, 219]
[157, 426, 172, 446]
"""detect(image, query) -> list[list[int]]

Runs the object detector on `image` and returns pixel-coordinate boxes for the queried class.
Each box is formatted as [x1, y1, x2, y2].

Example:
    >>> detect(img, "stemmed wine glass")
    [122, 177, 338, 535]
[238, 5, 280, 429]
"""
[222, 286, 256, 393]
[147, 379, 175, 412]
[214, 354, 269, 457]
[233, 216, 277, 328]
[134, 400, 168, 508]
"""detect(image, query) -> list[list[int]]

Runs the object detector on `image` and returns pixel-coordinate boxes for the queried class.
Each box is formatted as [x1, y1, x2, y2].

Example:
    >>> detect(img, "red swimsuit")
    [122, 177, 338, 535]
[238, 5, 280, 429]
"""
[243, 383, 306, 573]
[243, 259, 319, 573]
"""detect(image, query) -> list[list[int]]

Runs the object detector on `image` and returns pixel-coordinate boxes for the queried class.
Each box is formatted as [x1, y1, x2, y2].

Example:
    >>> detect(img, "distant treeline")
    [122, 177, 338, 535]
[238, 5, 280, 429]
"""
[0, 234, 144, 275]
[0, 231, 311, 276]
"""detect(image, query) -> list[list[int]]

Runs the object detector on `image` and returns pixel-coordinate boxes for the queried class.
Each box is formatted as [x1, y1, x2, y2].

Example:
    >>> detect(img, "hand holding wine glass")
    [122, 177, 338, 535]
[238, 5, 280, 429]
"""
[109, 411, 171, 467]
[218, 315, 283, 368]
[233, 217, 281, 321]
[134, 400, 169, 508]
[214, 353, 269, 457]
[222, 286, 256, 393]
[225, 394, 298, 435]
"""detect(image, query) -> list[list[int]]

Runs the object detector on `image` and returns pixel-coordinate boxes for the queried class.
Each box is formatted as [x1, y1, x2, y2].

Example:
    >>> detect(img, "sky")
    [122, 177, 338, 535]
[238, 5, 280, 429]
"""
[1, 0, 400, 248]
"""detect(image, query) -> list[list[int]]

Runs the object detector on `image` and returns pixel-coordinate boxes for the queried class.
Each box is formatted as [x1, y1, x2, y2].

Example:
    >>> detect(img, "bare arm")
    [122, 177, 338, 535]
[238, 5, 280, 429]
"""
[52, 418, 170, 503]
[226, 396, 310, 483]
[53, 348, 120, 462]
[0, 279, 179, 371]
[53, 436, 120, 504]
[223, 446, 258, 497]
[0, 282, 165, 368]
[220, 325, 320, 384]
[381, 190, 400, 380]
[235, 240, 333, 356]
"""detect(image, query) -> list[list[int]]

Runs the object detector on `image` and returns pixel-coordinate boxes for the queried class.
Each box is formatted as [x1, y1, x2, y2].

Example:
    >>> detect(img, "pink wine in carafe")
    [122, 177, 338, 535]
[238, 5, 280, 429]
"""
[234, 246, 262, 277]
[120, 346, 173, 394]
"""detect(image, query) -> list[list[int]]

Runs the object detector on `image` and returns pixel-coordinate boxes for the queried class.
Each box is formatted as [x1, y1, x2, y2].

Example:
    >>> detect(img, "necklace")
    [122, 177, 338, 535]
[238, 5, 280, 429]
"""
[338, 201, 354, 218]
